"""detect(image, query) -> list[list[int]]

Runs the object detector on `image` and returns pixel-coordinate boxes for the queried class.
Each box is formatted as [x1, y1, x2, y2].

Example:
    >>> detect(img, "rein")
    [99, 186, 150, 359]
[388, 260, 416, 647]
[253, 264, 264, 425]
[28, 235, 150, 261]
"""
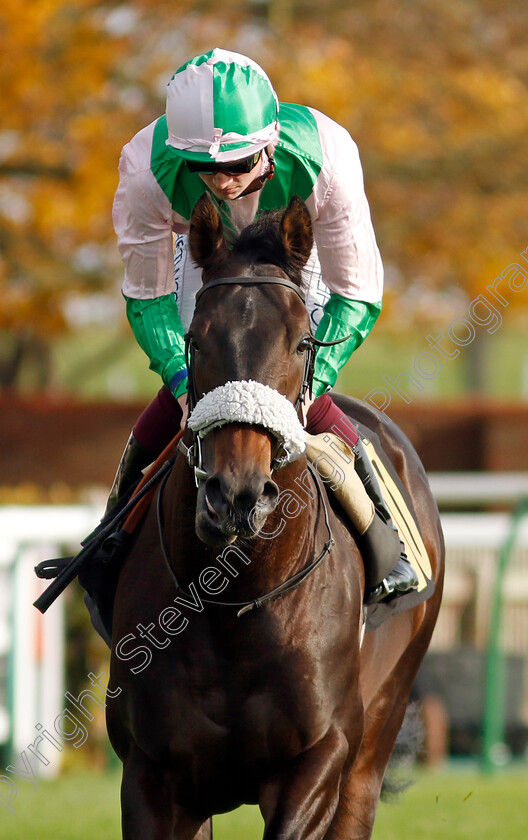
[156, 461, 335, 617]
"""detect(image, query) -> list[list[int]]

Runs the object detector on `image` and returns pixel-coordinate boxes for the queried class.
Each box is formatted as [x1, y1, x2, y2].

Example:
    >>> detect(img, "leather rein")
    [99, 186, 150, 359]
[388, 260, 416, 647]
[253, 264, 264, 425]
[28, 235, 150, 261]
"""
[156, 460, 335, 617]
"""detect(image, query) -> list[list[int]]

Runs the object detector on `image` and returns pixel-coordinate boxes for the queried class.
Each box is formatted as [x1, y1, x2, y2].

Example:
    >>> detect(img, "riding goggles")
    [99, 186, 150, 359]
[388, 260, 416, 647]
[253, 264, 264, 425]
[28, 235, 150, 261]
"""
[184, 151, 262, 176]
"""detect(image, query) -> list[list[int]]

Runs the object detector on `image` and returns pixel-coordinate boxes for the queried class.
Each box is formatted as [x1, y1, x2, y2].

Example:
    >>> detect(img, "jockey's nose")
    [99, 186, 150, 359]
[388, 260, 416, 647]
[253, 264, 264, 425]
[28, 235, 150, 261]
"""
[211, 171, 233, 188]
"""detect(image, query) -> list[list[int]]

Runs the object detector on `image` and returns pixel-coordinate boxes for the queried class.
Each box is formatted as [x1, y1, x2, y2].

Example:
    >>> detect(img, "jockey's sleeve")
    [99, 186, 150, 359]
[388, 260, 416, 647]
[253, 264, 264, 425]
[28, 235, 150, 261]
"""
[113, 131, 187, 300]
[309, 109, 383, 304]
[125, 295, 188, 399]
[312, 295, 381, 397]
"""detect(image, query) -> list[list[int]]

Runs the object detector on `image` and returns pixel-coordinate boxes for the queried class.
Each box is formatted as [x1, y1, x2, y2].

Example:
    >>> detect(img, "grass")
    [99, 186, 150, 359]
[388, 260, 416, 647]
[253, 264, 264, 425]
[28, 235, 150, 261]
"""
[372, 764, 528, 839]
[1, 765, 527, 839]
[335, 324, 528, 403]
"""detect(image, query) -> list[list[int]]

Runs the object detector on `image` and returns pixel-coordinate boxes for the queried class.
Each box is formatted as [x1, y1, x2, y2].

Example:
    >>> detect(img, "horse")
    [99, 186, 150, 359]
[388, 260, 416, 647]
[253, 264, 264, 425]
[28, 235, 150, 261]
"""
[106, 193, 444, 840]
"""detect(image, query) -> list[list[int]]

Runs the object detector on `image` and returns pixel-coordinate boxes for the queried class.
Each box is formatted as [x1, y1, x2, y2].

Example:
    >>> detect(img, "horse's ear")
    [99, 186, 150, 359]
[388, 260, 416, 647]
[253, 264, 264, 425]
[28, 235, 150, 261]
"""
[189, 193, 229, 269]
[279, 195, 313, 273]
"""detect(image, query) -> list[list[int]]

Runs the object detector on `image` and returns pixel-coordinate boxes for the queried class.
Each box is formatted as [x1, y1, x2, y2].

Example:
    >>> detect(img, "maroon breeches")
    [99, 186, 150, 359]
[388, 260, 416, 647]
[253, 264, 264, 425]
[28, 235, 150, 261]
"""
[133, 386, 184, 455]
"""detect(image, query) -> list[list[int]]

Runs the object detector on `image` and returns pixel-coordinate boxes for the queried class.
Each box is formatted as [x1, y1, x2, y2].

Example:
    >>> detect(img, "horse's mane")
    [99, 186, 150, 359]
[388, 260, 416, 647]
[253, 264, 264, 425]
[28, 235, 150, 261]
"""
[231, 211, 307, 287]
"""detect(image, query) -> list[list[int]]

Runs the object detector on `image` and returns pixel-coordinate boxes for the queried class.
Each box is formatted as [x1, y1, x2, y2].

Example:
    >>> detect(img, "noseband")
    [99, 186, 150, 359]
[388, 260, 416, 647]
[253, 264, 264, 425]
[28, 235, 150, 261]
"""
[181, 275, 349, 482]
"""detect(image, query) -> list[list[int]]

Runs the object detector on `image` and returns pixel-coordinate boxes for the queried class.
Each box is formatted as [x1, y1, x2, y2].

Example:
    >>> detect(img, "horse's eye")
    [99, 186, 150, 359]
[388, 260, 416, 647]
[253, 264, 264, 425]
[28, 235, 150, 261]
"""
[297, 337, 312, 354]
[188, 336, 200, 352]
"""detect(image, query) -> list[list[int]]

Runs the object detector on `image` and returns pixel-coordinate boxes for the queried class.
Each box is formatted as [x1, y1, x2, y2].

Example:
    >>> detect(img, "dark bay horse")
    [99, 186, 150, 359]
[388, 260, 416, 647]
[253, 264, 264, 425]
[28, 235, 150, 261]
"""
[106, 194, 444, 840]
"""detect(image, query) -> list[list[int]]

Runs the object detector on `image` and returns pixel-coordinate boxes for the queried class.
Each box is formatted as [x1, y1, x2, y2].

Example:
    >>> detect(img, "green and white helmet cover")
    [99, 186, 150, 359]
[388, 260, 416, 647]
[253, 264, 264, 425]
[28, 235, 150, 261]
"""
[165, 47, 280, 164]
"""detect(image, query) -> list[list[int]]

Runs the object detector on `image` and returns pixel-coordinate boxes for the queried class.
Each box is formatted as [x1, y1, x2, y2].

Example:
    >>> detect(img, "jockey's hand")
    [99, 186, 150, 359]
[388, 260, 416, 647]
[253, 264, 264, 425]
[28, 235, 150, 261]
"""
[178, 393, 189, 429]
[301, 390, 316, 427]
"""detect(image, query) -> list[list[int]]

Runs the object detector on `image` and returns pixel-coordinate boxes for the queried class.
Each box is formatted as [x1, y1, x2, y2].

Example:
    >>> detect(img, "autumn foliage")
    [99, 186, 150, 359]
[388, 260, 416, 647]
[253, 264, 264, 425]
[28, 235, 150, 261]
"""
[1, 0, 527, 389]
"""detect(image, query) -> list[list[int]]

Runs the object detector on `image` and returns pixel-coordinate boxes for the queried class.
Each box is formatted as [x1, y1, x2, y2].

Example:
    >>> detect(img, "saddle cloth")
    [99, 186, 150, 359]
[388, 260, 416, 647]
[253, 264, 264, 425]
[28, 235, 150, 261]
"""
[305, 431, 434, 632]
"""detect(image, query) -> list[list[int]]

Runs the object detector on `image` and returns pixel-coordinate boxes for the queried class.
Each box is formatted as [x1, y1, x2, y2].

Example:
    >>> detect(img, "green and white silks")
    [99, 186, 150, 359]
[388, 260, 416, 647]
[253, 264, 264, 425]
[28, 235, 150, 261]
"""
[313, 295, 381, 397]
[114, 54, 384, 399]
[126, 295, 188, 399]
[165, 48, 280, 164]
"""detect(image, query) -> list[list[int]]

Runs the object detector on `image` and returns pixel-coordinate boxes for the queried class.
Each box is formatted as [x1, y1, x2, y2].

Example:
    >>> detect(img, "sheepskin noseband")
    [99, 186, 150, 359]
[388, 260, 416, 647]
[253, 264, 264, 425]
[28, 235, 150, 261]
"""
[188, 380, 306, 463]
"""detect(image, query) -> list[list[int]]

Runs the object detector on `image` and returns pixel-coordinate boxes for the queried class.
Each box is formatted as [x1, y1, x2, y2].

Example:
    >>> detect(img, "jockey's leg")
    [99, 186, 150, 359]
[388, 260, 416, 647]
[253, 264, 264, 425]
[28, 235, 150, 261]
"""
[305, 394, 418, 603]
[81, 392, 183, 647]
[106, 386, 182, 512]
[352, 436, 418, 603]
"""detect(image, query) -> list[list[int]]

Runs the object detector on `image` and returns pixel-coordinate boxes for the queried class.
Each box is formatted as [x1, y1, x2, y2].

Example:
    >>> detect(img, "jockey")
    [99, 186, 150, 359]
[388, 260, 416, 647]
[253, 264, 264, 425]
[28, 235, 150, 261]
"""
[111, 47, 418, 604]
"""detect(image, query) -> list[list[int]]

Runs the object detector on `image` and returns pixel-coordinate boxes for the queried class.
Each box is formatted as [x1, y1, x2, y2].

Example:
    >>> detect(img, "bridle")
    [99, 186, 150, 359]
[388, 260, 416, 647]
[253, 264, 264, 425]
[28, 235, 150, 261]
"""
[156, 459, 336, 618]
[181, 275, 350, 481]
[165, 274, 353, 615]
[186, 275, 314, 416]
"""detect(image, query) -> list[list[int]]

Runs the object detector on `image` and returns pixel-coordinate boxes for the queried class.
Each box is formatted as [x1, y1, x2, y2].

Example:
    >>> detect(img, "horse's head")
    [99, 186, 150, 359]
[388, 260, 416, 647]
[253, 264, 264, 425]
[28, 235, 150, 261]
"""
[186, 193, 314, 548]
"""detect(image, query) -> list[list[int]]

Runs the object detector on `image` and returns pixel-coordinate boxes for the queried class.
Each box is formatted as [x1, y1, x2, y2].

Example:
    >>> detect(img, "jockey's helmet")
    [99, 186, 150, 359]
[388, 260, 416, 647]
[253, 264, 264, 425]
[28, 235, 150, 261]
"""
[165, 48, 280, 165]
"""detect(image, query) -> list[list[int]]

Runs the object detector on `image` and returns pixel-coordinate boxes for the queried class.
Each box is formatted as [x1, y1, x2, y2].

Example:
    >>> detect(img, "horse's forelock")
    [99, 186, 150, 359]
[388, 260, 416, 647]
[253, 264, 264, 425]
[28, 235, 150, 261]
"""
[232, 212, 306, 284]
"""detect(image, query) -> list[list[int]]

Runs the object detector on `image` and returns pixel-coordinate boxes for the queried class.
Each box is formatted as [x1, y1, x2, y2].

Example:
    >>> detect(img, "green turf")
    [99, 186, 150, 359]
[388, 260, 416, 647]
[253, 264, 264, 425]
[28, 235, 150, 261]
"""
[1, 766, 527, 839]
[372, 765, 528, 839]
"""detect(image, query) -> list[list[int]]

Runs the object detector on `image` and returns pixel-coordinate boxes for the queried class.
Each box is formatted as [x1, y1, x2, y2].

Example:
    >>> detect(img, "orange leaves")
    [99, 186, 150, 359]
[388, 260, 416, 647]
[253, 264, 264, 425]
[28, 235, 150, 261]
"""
[2, 0, 528, 353]
[0, 1, 133, 343]
[260, 1, 528, 333]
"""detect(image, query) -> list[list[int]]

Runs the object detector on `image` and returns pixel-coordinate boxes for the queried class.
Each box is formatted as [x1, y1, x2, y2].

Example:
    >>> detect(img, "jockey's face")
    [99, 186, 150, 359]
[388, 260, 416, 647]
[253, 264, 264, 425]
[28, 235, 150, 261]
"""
[197, 156, 262, 200]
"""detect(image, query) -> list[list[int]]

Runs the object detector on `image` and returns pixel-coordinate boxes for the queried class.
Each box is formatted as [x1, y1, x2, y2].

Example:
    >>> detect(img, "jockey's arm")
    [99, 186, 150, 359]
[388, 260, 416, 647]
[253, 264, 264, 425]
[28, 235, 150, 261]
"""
[125, 295, 188, 400]
[309, 110, 384, 395]
[113, 138, 190, 404]
[312, 297, 381, 397]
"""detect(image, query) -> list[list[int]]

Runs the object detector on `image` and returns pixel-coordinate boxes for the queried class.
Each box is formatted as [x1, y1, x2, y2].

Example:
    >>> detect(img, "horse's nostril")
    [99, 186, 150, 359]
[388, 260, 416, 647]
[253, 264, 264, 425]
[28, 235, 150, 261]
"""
[250, 480, 279, 534]
[262, 480, 279, 510]
[203, 473, 278, 534]
[204, 476, 227, 519]
[205, 492, 220, 522]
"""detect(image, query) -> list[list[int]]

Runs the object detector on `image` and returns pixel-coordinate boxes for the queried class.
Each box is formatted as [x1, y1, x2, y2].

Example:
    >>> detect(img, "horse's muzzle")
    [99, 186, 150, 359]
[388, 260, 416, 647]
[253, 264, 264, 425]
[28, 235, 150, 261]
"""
[196, 471, 279, 547]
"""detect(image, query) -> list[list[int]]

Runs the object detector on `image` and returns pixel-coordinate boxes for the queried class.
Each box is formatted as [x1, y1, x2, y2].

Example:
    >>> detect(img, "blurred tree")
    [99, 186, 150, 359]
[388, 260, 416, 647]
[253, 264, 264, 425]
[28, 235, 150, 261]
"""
[2, 0, 526, 394]
[262, 1, 528, 324]
[260, 0, 528, 392]
[1, 0, 126, 386]
[0, 0, 194, 389]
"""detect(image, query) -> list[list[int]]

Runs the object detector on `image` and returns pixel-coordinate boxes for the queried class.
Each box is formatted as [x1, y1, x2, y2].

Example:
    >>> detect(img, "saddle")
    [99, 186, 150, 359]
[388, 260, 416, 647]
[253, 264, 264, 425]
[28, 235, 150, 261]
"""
[305, 429, 434, 632]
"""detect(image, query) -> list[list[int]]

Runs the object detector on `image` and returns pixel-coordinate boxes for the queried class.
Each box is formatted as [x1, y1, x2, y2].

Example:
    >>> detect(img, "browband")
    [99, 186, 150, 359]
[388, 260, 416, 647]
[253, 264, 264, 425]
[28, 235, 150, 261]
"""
[194, 276, 306, 305]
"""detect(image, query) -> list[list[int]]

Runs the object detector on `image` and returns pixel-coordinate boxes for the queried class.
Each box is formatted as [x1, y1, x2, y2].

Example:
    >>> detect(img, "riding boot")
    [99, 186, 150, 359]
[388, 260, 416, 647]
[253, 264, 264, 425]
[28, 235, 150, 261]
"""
[305, 395, 419, 604]
[105, 432, 157, 515]
[352, 438, 419, 604]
